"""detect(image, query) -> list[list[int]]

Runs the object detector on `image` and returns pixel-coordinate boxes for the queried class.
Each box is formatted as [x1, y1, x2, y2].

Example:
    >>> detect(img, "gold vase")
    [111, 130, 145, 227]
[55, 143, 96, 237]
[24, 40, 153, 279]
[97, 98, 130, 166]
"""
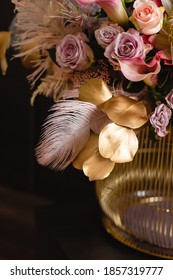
[96, 126, 173, 259]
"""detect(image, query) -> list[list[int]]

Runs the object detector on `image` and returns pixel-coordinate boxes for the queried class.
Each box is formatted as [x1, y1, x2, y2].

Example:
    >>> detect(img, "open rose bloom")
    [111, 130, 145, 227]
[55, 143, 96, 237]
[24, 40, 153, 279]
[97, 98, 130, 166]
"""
[130, 0, 164, 35]
[56, 33, 94, 72]
[1, 0, 173, 180]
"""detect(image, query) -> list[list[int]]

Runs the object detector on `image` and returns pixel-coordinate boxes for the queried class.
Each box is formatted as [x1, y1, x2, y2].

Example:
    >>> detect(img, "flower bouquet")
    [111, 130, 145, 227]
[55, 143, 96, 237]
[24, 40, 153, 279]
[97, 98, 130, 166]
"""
[1, 0, 173, 182]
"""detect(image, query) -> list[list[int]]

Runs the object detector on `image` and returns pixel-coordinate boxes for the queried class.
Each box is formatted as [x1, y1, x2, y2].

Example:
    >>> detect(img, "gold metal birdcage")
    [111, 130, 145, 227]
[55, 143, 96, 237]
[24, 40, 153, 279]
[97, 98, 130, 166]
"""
[96, 126, 173, 259]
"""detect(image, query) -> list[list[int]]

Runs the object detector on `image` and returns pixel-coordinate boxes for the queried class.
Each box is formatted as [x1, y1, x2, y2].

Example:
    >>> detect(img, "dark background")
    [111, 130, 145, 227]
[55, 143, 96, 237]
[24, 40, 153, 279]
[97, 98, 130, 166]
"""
[0, 1, 162, 260]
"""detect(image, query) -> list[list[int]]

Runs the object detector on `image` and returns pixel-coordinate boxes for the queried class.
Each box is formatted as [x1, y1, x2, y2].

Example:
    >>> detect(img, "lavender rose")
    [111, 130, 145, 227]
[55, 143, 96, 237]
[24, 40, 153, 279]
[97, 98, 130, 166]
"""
[150, 104, 172, 137]
[165, 90, 173, 109]
[56, 33, 94, 72]
[95, 23, 123, 49]
[104, 28, 147, 63]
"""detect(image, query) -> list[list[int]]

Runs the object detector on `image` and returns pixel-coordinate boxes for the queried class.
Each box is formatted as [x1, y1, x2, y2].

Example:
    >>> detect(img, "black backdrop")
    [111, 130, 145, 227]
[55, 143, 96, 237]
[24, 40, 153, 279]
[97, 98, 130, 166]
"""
[0, 1, 95, 199]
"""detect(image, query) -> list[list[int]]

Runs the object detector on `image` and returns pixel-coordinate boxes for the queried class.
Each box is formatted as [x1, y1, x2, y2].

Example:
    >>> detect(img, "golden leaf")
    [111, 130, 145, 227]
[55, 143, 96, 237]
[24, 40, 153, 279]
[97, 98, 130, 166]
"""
[0, 32, 11, 75]
[73, 133, 98, 170]
[20, 42, 40, 69]
[153, 32, 170, 50]
[79, 78, 112, 106]
[99, 123, 139, 163]
[83, 151, 115, 181]
[101, 94, 148, 129]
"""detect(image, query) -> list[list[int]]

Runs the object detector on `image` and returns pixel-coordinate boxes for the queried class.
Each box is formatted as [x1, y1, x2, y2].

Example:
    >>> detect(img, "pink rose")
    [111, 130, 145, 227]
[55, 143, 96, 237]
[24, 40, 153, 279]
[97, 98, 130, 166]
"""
[150, 104, 172, 137]
[56, 33, 94, 73]
[95, 22, 123, 48]
[130, 0, 164, 35]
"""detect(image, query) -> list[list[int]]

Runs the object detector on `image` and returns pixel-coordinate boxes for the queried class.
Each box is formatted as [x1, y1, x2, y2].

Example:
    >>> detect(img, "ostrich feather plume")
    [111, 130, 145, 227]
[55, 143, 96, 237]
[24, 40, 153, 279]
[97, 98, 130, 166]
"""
[36, 100, 105, 170]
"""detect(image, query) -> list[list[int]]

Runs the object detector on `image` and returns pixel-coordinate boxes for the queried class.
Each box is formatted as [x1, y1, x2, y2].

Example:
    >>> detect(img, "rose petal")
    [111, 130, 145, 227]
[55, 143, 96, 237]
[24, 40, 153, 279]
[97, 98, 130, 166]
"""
[79, 78, 112, 106]
[101, 95, 148, 129]
[99, 123, 139, 163]
[83, 151, 115, 181]
[73, 133, 98, 170]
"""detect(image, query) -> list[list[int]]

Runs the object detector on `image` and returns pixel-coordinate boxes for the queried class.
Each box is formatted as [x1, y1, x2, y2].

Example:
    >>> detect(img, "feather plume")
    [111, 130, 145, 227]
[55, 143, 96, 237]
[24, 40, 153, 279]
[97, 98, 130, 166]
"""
[11, 0, 81, 85]
[30, 73, 71, 105]
[36, 100, 103, 170]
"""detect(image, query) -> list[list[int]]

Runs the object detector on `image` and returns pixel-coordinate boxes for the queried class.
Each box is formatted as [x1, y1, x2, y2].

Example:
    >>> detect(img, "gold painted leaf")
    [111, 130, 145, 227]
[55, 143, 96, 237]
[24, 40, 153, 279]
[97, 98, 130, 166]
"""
[101, 94, 148, 129]
[99, 123, 138, 163]
[79, 78, 112, 106]
[20, 42, 41, 69]
[152, 32, 170, 51]
[73, 133, 98, 170]
[0, 32, 11, 75]
[83, 151, 115, 181]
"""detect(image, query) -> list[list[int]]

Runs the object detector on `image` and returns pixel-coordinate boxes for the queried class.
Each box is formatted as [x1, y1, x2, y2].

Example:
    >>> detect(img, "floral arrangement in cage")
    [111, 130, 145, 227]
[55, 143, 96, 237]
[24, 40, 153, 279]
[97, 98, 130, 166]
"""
[1, 0, 173, 181]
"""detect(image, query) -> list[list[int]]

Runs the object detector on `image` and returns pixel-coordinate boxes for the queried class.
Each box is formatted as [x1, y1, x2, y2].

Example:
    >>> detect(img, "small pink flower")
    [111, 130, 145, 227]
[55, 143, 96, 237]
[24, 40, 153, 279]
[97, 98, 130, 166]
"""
[95, 22, 123, 48]
[76, 0, 128, 25]
[150, 104, 172, 137]
[130, 0, 164, 35]
[56, 33, 94, 73]
[165, 90, 173, 109]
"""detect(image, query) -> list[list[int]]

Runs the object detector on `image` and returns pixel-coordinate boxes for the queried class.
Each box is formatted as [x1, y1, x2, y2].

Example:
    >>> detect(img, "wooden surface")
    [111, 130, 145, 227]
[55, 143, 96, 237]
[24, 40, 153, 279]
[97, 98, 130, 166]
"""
[0, 185, 163, 260]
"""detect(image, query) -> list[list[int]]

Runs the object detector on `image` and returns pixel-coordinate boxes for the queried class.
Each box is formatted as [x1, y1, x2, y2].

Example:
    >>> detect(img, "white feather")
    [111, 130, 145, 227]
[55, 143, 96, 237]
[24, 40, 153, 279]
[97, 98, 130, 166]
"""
[35, 100, 104, 170]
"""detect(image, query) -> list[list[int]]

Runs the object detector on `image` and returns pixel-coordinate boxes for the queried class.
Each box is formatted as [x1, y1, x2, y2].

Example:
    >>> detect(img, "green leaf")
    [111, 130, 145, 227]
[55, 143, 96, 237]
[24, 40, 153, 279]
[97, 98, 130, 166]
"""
[151, 87, 165, 102]
[125, 80, 145, 93]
